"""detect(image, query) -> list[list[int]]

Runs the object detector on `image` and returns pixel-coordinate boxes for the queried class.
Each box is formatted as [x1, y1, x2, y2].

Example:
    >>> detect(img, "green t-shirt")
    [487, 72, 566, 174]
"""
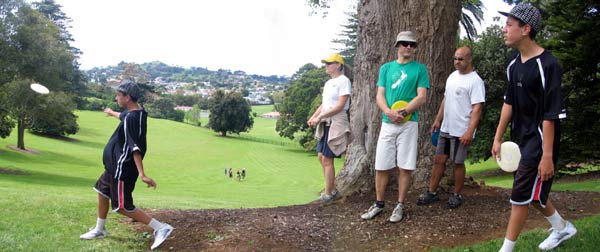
[377, 60, 430, 123]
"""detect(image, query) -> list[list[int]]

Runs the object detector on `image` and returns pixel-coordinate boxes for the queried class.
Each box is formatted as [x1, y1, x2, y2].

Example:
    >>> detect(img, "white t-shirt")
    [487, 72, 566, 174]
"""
[322, 75, 352, 113]
[440, 70, 485, 137]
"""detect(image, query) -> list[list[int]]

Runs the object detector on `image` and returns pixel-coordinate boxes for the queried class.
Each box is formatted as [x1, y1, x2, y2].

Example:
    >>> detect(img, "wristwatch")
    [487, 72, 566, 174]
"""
[401, 110, 408, 117]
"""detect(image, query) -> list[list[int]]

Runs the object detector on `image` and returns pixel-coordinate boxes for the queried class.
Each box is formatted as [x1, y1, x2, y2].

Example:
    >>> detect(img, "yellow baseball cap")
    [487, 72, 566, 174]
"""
[321, 53, 344, 65]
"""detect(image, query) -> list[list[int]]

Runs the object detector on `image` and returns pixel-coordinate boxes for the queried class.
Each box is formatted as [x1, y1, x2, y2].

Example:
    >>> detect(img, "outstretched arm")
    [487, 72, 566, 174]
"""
[104, 108, 120, 118]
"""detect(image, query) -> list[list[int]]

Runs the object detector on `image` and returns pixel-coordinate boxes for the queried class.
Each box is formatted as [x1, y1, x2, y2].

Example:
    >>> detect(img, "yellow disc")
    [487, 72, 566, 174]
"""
[391, 100, 411, 122]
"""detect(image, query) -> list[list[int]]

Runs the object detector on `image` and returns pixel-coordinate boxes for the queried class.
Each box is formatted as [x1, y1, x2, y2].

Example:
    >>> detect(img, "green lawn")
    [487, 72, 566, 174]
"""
[0, 108, 596, 251]
[0, 109, 332, 251]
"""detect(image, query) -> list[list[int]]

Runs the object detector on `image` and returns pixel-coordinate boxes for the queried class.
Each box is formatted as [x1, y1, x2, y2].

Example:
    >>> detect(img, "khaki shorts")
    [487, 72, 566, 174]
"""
[375, 121, 418, 171]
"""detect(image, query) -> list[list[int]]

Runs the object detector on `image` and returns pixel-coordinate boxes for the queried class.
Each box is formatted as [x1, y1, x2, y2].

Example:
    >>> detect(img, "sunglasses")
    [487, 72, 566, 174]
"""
[325, 62, 338, 65]
[453, 57, 465, 61]
[397, 41, 417, 48]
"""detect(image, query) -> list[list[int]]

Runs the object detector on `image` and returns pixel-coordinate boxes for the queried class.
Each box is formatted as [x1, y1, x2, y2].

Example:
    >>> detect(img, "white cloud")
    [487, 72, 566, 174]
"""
[55, 0, 355, 76]
[55, 0, 510, 76]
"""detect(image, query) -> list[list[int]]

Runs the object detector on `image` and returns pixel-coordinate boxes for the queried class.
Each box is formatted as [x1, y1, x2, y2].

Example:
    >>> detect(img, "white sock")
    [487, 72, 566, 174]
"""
[148, 218, 164, 230]
[95, 217, 106, 231]
[545, 210, 566, 230]
[499, 238, 516, 252]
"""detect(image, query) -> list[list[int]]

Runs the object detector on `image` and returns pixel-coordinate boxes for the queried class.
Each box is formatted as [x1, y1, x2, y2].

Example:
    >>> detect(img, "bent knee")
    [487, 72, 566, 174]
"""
[433, 155, 448, 164]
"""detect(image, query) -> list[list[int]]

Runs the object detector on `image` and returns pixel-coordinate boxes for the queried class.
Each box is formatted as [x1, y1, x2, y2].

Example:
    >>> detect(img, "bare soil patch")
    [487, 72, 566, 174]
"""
[130, 183, 600, 251]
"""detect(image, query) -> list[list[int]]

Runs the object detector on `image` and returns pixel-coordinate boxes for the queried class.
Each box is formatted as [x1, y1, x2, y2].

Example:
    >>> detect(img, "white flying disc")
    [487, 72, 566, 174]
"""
[496, 141, 521, 172]
[30, 83, 50, 94]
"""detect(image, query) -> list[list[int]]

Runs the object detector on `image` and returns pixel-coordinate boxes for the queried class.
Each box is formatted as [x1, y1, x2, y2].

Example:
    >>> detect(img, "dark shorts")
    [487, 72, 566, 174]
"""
[316, 126, 340, 158]
[510, 163, 553, 207]
[93, 170, 137, 212]
[434, 132, 469, 164]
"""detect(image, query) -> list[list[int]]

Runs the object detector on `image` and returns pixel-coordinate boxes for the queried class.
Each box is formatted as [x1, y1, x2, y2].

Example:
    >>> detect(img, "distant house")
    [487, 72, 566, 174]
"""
[174, 106, 193, 112]
[261, 112, 280, 119]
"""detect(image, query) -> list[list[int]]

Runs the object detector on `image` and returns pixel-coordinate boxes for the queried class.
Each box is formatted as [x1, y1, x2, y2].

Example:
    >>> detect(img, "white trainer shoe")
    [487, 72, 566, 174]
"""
[79, 228, 107, 240]
[151, 224, 173, 250]
[538, 221, 577, 250]
[388, 203, 404, 223]
[360, 204, 384, 220]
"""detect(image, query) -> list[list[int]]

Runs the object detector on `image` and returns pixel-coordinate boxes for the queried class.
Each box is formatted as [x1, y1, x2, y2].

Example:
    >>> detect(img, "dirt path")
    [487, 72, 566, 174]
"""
[132, 184, 600, 251]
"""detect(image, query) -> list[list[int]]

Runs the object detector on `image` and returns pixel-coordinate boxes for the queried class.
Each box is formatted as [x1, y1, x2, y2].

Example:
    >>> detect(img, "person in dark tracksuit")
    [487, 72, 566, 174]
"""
[492, 4, 576, 252]
[80, 80, 173, 250]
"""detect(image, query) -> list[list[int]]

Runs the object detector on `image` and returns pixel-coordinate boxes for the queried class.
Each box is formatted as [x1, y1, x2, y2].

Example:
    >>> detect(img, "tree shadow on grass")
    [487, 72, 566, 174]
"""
[0, 169, 96, 188]
[31, 132, 80, 142]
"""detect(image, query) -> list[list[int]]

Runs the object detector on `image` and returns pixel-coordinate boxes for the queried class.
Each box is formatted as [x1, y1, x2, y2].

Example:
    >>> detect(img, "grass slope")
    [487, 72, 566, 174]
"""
[0, 108, 332, 251]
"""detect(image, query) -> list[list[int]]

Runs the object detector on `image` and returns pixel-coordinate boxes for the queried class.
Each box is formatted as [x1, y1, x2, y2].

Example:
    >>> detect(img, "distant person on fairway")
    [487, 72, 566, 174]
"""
[224, 168, 227, 176]
[307, 53, 352, 203]
[80, 80, 173, 250]
[229, 167, 233, 178]
[416, 46, 485, 209]
[360, 31, 429, 223]
[492, 4, 576, 252]
[242, 168, 246, 179]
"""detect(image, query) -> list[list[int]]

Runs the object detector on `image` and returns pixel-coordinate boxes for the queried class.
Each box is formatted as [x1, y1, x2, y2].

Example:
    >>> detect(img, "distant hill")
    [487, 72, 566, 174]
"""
[83, 61, 289, 89]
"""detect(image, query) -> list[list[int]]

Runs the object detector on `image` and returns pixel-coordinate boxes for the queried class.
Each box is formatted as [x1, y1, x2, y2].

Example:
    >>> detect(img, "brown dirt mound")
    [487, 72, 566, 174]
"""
[130, 185, 600, 251]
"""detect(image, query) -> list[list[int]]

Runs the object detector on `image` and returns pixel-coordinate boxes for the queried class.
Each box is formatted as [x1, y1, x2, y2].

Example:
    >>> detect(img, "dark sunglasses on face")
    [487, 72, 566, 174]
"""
[325, 62, 338, 65]
[398, 41, 417, 48]
[453, 57, 465, 61]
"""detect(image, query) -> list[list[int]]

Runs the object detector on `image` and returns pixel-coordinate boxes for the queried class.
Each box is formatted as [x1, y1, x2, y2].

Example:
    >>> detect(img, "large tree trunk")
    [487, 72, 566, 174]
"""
[336, 0, 461, 194]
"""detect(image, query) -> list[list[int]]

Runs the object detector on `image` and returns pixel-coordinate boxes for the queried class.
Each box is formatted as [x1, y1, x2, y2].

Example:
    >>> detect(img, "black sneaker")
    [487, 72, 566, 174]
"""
[445, 193, 464, 209]
[416, 191, 439, 205]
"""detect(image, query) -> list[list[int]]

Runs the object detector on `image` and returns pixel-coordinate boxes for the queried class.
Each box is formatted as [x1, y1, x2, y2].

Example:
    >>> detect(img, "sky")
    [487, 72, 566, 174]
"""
[53, 0, 511, 77]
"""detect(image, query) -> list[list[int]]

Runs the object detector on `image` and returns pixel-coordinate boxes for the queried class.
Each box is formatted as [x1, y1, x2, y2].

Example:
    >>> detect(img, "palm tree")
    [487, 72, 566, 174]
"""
[461, 0, 484, 41]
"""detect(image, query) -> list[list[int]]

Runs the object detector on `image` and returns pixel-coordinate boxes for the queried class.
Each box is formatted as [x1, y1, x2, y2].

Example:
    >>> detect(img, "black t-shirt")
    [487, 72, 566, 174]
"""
[504, 50, 566, 168]
[102, 109, 148, 181]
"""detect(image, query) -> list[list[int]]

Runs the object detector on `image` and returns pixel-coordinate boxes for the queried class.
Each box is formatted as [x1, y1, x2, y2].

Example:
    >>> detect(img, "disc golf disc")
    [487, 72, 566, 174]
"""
[391, 100, 411, 123]
[496, 141, 521, 172]
[431, 128, 440, 147]
[30, 83, 50, 94]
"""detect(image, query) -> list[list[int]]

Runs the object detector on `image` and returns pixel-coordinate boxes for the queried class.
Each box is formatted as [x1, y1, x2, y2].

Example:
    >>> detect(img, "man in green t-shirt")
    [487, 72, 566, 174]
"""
[360, 31, 430, 223]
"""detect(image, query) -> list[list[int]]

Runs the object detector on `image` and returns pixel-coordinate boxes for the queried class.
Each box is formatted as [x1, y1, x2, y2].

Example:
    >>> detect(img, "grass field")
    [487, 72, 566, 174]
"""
[0, 107, 340, 251]
[0, 106, 597, 251]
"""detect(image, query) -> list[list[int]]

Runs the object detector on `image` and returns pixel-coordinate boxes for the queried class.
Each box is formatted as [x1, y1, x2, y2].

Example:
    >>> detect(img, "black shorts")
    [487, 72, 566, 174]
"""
[510, 163, 553, 207]
[316, 126, 340, 158]
[93, 170, 137, 212]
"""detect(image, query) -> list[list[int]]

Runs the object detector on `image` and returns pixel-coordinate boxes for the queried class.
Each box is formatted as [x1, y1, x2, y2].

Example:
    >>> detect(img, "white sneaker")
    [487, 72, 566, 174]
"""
[79, 228, 107, 240]
[538, 221, 577, 250]
[151, 224, 173, 250]
[389, 203, 404, 223]
[360, 204, 383, 220]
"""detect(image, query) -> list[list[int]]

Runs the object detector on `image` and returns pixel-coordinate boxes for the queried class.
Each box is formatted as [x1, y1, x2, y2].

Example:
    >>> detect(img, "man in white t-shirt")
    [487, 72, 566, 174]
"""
[416, 46, 485, 209]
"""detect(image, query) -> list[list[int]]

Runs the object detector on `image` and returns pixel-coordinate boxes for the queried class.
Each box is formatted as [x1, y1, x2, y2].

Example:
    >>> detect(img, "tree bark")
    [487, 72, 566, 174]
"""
[335, 0, 461, 194]
[17, 118, 25, 150]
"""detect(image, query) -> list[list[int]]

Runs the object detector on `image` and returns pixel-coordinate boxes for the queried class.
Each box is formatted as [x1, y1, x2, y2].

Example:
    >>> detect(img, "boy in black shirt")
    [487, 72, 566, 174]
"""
[80, 80, 173, 250]
[492, 4, 576, 252]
